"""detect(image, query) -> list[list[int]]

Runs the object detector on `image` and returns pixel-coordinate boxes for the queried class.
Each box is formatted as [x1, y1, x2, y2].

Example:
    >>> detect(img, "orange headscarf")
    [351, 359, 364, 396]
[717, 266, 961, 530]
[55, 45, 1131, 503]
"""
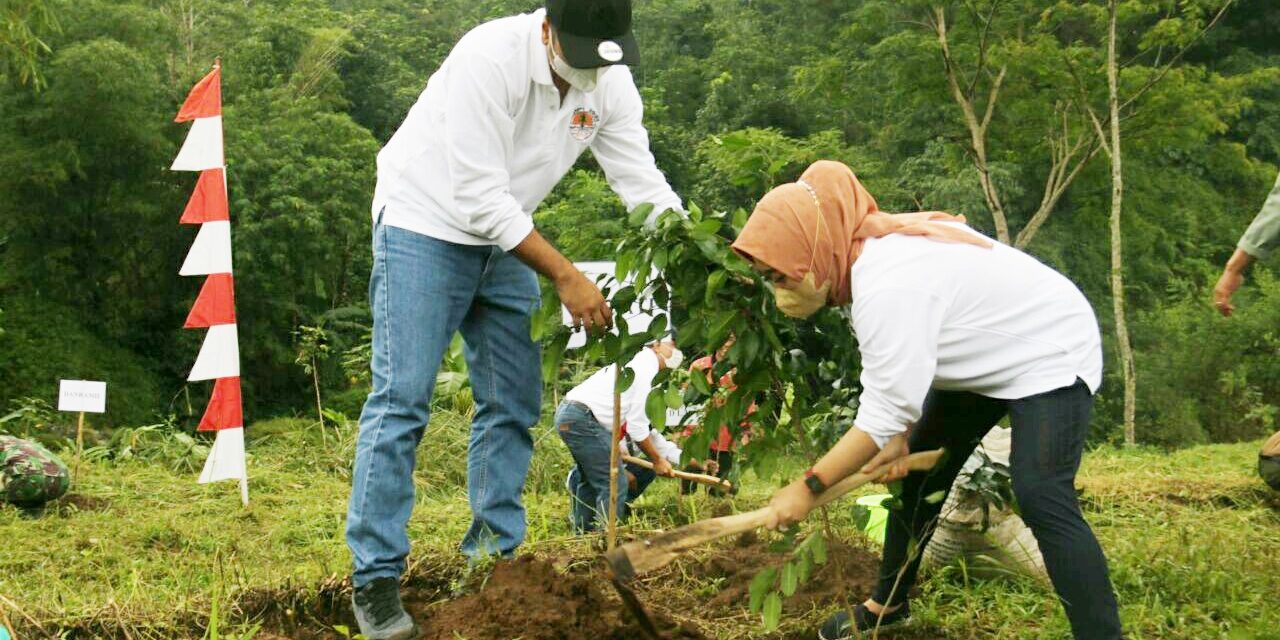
[731, 160, 993, 305]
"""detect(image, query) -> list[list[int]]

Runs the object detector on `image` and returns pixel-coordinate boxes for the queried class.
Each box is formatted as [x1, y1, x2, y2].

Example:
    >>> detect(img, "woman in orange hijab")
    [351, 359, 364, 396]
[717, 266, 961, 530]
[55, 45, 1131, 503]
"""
[732, 161, 1121, 640]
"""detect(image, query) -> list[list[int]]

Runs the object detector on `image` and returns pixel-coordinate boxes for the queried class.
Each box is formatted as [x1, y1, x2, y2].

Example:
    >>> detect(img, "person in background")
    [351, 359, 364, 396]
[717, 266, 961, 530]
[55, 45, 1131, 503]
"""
[733, 161, 1122, 640]
[680, 337, 753, 495]
[556, 341, 683, 533]
[1211, 171, 1280, 491]
[0, 435, 70, 514]
[346, 0, 685, 637]
[1213, 171, 1279, 317]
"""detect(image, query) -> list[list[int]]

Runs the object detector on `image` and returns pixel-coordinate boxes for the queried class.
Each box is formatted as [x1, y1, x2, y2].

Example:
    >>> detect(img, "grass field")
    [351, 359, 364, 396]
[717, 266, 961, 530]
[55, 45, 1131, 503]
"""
[2, 411, 1278, 639]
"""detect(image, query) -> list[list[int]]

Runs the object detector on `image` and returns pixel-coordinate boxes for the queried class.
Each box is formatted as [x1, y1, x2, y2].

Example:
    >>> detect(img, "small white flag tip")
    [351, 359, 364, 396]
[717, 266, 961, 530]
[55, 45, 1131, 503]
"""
[188, 324, 240, 381]
[198, 427, 246, 484]
[172, 116, 225, 172]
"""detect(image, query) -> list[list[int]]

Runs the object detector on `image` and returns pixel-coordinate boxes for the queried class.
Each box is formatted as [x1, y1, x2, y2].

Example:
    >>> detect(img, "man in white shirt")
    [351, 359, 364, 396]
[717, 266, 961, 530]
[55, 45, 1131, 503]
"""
[346, 1, 683, 637]
[733, 161, 1122, 640]
[557, 342, 683, 533]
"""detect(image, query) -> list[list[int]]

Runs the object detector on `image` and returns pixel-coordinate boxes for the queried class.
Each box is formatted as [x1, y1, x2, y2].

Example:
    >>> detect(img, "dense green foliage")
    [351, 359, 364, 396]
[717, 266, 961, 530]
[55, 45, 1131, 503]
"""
[0, 0, 1276, 444]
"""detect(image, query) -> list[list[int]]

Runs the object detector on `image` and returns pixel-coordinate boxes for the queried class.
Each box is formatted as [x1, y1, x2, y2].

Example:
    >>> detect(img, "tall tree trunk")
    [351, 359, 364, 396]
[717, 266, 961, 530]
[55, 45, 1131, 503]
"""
[1105, 0, 1137, 446]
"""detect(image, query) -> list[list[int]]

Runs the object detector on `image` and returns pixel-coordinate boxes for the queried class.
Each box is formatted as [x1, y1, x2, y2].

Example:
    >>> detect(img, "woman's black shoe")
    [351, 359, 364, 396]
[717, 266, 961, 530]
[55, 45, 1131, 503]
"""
[817, 602, 910, 639]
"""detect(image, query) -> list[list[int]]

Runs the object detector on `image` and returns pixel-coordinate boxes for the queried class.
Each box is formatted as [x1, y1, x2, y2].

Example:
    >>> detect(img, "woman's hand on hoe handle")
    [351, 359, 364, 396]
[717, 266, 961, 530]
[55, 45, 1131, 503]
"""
[763, 432, 911, 532]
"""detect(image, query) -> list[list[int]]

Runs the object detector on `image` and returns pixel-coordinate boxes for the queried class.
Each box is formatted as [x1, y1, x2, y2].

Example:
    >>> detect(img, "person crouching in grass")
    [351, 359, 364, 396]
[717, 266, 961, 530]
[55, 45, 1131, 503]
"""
[556, 341, 682, 533]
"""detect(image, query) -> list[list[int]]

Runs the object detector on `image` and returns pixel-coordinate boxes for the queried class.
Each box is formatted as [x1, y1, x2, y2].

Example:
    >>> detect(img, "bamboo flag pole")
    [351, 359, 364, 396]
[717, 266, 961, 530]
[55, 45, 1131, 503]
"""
[607, 365, 623, 550]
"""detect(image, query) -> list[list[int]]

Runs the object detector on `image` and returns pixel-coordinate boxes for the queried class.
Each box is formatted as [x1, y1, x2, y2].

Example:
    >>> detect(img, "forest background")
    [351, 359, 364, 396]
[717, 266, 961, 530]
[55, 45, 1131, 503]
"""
[0, 0, 1277, 449]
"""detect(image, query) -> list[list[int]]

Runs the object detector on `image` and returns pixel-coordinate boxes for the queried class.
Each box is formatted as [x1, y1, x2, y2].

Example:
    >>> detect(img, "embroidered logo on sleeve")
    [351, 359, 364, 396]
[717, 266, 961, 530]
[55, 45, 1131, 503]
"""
[569, 108, 599, 142]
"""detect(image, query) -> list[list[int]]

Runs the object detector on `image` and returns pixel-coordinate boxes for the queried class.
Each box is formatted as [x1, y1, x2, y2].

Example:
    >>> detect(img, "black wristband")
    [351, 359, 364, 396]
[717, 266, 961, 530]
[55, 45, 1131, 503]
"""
[803, 468, 827, 495]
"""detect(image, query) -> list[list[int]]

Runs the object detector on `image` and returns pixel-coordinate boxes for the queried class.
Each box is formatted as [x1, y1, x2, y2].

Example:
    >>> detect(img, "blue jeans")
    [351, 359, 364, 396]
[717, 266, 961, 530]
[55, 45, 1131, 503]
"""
[555, 401, 632, 533]
[346, 218, 541, 587]
[872, 380, 1122, 639]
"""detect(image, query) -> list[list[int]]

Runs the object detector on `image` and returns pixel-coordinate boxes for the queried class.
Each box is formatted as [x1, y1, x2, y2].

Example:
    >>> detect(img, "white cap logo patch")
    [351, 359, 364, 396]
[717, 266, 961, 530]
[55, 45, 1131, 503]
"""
[598, 41, 623, 63]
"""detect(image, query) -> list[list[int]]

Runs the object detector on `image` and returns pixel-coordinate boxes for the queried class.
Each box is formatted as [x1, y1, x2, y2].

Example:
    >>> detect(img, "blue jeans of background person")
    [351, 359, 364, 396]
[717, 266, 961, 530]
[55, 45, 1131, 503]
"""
[871, 380, 1123, 639]
[556, 401, 630, 533]
[346, 216, 541, 587]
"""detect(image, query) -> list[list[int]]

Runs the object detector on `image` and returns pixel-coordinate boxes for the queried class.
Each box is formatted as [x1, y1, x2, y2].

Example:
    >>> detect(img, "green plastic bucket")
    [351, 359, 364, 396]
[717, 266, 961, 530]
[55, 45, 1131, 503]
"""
[855, 494, 892, 544]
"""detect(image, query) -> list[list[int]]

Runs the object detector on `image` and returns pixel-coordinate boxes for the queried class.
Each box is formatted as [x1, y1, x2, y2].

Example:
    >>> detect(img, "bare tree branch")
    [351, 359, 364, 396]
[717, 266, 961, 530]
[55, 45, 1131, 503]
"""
[932, 3, 1011, 243]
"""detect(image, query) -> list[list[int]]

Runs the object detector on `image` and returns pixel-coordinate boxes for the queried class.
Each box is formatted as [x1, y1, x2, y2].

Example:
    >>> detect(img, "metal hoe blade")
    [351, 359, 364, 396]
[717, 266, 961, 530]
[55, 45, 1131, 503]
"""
[610, 576, 665, 640]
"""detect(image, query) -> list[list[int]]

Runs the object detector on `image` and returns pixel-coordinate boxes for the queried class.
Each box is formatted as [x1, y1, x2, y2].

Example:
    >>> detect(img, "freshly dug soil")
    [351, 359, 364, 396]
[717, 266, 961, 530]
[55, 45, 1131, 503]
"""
[248, 536, 945, 640]
[416, 557, 704, 640]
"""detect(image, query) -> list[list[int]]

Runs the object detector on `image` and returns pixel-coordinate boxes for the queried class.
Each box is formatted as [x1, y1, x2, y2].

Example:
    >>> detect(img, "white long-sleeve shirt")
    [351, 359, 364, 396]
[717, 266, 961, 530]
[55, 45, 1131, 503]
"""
[566, 349, 663, 444]
[850, 223, 1102, 448]
[372, 9, 683, 251]
[621, 430, 682, 465]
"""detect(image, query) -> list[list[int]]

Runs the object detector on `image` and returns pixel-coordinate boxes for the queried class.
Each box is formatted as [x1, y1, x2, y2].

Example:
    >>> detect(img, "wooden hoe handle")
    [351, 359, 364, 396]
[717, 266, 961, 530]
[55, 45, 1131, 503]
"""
[621, 455, 734, 492]
[605, 449, 946, 581]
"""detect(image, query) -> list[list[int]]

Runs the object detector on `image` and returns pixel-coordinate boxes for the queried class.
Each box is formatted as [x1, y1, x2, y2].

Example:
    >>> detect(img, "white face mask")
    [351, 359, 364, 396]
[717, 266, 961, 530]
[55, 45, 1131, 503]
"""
[663, 347, 684, 370]
[548, 39, 602, 93]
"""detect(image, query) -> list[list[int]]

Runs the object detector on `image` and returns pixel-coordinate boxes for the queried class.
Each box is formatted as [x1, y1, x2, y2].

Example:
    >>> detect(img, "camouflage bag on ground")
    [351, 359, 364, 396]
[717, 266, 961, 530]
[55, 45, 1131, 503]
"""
[0, 435, 71, 506]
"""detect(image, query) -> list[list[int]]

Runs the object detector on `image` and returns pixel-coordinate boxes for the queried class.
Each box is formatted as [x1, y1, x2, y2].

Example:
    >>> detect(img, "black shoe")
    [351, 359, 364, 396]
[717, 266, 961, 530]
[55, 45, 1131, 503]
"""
[352, 577, 419, 640]
[817, 602, 910, 639]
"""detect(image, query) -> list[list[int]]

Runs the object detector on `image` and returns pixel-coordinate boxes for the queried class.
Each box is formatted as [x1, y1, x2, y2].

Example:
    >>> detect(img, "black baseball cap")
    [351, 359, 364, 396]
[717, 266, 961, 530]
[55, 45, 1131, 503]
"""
[546, 0, 640, 68]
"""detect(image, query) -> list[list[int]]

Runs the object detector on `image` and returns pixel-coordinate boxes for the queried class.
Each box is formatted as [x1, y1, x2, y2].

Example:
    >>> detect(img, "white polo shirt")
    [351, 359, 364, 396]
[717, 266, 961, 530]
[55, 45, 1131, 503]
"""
[565, 349, 663, 444]
[373, 9, 683, 251]
[850, 223, 1103, 448]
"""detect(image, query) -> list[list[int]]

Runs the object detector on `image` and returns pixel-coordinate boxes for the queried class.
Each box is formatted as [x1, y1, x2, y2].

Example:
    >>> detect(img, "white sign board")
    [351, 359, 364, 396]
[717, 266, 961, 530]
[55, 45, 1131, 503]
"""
[563, 261, 668, 349]
[58, 380, 107, 413]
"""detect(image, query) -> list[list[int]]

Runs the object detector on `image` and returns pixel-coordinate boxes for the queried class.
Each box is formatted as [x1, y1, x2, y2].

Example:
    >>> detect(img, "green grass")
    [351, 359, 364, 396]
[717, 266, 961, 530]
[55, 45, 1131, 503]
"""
[2, 414, 1278, 639]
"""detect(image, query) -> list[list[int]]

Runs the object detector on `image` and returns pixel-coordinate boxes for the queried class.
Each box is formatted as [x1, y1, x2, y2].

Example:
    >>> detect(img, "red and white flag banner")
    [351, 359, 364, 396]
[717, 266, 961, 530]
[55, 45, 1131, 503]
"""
[174, 60, 248, 502]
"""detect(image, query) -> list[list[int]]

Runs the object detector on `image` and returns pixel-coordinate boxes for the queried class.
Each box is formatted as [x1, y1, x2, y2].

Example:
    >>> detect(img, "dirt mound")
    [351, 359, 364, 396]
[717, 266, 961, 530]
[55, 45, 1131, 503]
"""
[416, 557, 703, 640]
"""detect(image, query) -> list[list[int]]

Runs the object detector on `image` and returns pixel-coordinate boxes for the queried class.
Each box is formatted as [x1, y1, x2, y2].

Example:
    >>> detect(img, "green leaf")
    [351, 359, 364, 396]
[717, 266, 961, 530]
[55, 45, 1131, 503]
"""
[748, 568, 776, 613]
[812, 532, 828, 565]
[541, 333, 569, 381]
[616, 251, 635, 281]
[851, 504, 871, 532]
[709, 309, 738, 344]
[781, 562, 798, 597]
[665, 384, 683, 410]
[797, 553, 813, 584]
[690, 370, 712, 396]
[924, 490, 946, 504]
[762, 592, 783, 631]
[647, 314, 669, 339]
[617, 365, 636, 393]
[693, 218, 721, 238]
[628, 202, 655, 227]
[645, 388, 668, 431]
[705, 270, 727, 305]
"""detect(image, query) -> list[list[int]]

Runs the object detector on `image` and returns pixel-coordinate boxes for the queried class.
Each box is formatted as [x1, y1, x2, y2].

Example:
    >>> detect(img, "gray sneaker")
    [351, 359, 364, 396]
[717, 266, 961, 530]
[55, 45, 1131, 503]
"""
[352, 577, 419, 640]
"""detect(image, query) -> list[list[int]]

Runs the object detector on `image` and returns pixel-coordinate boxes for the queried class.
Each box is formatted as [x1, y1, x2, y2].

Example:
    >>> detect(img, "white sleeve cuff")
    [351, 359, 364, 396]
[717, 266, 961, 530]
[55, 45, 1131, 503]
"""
[853, 416, 906, 451]
[494, 214, 535, 252]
